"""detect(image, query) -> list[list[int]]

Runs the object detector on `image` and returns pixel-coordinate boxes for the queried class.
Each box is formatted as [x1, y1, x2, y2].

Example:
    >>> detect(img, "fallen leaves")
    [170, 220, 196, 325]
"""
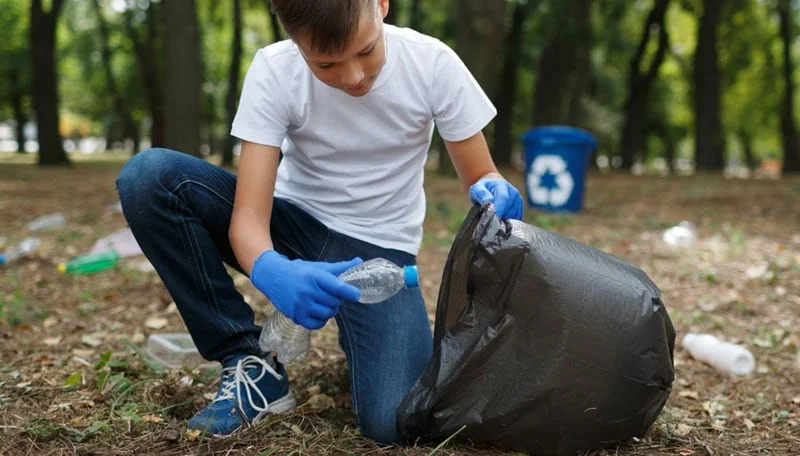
[145, 317, 168, 330]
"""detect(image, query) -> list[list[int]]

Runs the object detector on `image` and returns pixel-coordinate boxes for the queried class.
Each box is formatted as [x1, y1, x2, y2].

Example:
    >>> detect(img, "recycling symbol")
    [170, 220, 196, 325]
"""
[526, 155, 574, 207]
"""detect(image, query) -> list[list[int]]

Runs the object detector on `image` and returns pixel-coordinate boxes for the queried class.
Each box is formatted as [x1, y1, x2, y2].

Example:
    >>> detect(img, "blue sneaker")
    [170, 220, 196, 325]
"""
[188, 354, 296, 436]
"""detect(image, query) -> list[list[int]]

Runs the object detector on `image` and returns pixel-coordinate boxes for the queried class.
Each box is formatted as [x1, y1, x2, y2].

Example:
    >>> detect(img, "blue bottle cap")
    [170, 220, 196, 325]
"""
[403, 265, 419, 288]
[0, 255, 5, 266]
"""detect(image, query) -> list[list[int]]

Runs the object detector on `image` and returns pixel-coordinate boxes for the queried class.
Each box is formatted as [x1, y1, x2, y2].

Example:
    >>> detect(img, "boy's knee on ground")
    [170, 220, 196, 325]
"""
[357, 401, 403, 445]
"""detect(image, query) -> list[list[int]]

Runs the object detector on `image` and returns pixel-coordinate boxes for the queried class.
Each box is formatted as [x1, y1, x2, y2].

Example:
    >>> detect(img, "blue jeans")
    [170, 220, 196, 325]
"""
[116, 148, 433, 444]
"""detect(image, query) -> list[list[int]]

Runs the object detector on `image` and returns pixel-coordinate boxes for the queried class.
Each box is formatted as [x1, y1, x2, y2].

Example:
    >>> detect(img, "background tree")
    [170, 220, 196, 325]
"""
[93, 0, 139, 154]
[222, 0, 243, 166]
[777, 0, 800, 173]
[1, 0, 30, 153]
[533, 0, 593, 127]
[163, 0, 202, 156]
[619, 0, 671, 170]
[124, 0, 165, 147]
[493, 0, 534, 167]
[692, 0, 725, 171]
[30, 0, 68, 165]
[438, 0, 507, 176]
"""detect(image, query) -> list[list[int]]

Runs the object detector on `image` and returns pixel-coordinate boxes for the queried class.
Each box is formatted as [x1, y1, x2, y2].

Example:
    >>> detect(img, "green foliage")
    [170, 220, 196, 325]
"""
[3, 0, 800, 164]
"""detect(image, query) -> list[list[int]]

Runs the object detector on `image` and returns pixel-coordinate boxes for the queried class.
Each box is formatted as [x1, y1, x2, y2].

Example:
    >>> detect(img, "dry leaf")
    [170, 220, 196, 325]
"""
[142, 414, 164, 423]
[290, 424, 303, 436]
[185, 429, 202, 442]
[743, 418, 755, 430]
[43, 336, 62, 346]
[42, 316, 58, 329]
[679, 390, 699, 400]
[81, 335, 102, 347]
[674, 423, 694, 437]
[145, 317, 168, 330]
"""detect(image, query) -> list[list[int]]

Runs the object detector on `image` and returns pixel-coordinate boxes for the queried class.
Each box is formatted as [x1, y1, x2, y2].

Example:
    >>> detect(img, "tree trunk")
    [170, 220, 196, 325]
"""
[10, 66, 27, 154]
[492, 0, 532, 167]
[265, 0, 284, 41]
[30, 0, 68, 166]
[94, 0, 139, 154]
[223, 0, 243, 167]
[409, 0, 422, 30]
[778, 0, 800, 174]
[532, 0, 593, 126]
[737, 129, 756, 171]
[693, 0, 725, 171]
[124, 2, 165, 147]
[441, 0, 507, 177]
[385, 0, 398, 25]
[620, 0, 671, 170]
[163, 0, 202, 156]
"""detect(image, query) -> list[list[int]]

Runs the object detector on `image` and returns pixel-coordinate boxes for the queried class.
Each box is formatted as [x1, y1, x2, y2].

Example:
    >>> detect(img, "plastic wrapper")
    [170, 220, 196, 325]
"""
[397, 205, 675, 455]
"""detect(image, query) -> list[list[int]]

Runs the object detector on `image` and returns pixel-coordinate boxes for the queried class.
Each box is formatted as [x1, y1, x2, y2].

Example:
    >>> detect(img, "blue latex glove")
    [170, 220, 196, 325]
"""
[469, 177, 524, 220]
[250, 250, 362, 330]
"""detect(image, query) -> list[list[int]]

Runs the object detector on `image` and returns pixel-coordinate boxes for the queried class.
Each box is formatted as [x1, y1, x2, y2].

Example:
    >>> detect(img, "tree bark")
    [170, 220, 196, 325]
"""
[492, 0, 533, 167]
[693, 0, 725, 171]
[620, 0, 671, 170]
[532, 0, 593, 126]
[440, 0, 507, 177]
[9, 66, 27, 154]
[778, 0, 800, 173]
[409, 0, 422, 31]
[163, 0, 202, 156]
[385, 0, 398, 25]
[223, 0, 243, 167]
[93, 0, 139, 154]
[124, 2, 165, 147]
[737, 129, 756, 171]
[30, 0, 68, 166]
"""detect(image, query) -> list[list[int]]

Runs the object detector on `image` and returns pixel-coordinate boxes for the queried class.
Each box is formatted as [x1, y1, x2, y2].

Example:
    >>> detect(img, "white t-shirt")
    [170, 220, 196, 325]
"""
[231, 25, 496, 255]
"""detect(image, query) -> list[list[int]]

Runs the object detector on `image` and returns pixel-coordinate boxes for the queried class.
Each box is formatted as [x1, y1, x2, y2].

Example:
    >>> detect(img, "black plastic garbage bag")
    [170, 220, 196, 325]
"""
[397, 205, 675, 455]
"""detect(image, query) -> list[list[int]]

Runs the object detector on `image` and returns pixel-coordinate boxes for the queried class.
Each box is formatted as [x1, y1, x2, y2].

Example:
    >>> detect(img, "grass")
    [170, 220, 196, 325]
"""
[1, 152, 799, 455]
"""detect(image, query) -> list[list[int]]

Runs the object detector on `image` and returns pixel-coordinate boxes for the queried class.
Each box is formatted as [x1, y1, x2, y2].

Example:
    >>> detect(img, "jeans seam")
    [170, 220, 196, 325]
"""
[337, 306, 362, 425]
[316, 230, 333, 260]
[168, 178, 243, 337]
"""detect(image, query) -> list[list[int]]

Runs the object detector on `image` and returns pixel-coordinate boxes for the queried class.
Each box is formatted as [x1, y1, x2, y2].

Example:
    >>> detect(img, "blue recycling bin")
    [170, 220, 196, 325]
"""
[522, 126, 598, 213]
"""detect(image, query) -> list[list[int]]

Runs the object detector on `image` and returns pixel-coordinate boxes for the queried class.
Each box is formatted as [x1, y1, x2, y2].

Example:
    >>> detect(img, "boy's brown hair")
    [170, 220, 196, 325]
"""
[270, 0, 376, 54]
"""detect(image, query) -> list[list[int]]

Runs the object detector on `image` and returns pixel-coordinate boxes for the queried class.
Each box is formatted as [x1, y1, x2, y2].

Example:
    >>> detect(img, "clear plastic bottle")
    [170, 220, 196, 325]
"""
[27, 213, 66, 232]
[58, 250, 120, 275]
[0, 237, 42, 265]
[259, 258, 419, 364]
[682, 333, 755, 376]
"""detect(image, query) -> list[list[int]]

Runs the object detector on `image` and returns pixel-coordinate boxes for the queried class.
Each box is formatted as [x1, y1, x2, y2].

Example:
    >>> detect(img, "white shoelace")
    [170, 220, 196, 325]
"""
[213, 355, 283, 417]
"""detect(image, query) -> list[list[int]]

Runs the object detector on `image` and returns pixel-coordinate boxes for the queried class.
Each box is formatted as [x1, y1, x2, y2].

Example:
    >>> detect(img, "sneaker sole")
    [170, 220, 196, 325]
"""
[209, 390, 297, 438]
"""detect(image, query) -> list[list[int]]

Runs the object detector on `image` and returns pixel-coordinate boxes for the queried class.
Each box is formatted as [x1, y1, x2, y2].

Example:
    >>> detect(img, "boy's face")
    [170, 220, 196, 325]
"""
[295, 0, 389, 97]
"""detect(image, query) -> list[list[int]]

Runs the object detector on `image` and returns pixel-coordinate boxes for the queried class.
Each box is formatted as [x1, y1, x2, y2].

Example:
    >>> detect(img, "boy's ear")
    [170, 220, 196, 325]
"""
[379, 0, 389, 19]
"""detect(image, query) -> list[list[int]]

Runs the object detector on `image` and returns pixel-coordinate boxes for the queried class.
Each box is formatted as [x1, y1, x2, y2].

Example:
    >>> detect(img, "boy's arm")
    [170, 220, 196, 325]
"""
[229, 141, 281, 274]
[445, 131, 524, 220]
[229, 141, 361, 330]
[444, 131, 502, 190]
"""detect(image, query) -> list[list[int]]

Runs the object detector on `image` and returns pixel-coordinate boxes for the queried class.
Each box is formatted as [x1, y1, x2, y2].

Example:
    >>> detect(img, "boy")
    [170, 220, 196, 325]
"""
[116, 0, 523, 445]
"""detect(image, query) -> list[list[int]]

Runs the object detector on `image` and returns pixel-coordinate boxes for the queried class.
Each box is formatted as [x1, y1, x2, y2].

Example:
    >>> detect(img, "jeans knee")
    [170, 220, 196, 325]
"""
[358, 405, 402, 445]
[116, 148, 179, 222]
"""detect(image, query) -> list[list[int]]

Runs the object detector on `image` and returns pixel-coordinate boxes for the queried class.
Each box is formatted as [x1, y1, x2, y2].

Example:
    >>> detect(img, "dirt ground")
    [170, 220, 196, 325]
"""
[1, 151, 799, 455]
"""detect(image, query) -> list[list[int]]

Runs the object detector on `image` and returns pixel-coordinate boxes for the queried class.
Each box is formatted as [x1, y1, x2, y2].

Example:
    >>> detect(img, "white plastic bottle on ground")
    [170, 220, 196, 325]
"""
[27, 213, 66, 232]
[0, 237, 42, 265]
[259, 258, 419, 364]
[682, 333, 755, 376]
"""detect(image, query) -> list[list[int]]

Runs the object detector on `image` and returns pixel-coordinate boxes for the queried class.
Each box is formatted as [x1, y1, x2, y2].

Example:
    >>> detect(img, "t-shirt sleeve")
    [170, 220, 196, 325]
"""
[231, 51, 290, 148]
[430, 44, 497, 142]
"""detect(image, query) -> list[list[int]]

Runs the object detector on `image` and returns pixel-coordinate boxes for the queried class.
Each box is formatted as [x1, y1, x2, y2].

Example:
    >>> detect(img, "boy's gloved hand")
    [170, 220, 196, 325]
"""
[250, 250, 362, 330]
[469, 177, 524, 220]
